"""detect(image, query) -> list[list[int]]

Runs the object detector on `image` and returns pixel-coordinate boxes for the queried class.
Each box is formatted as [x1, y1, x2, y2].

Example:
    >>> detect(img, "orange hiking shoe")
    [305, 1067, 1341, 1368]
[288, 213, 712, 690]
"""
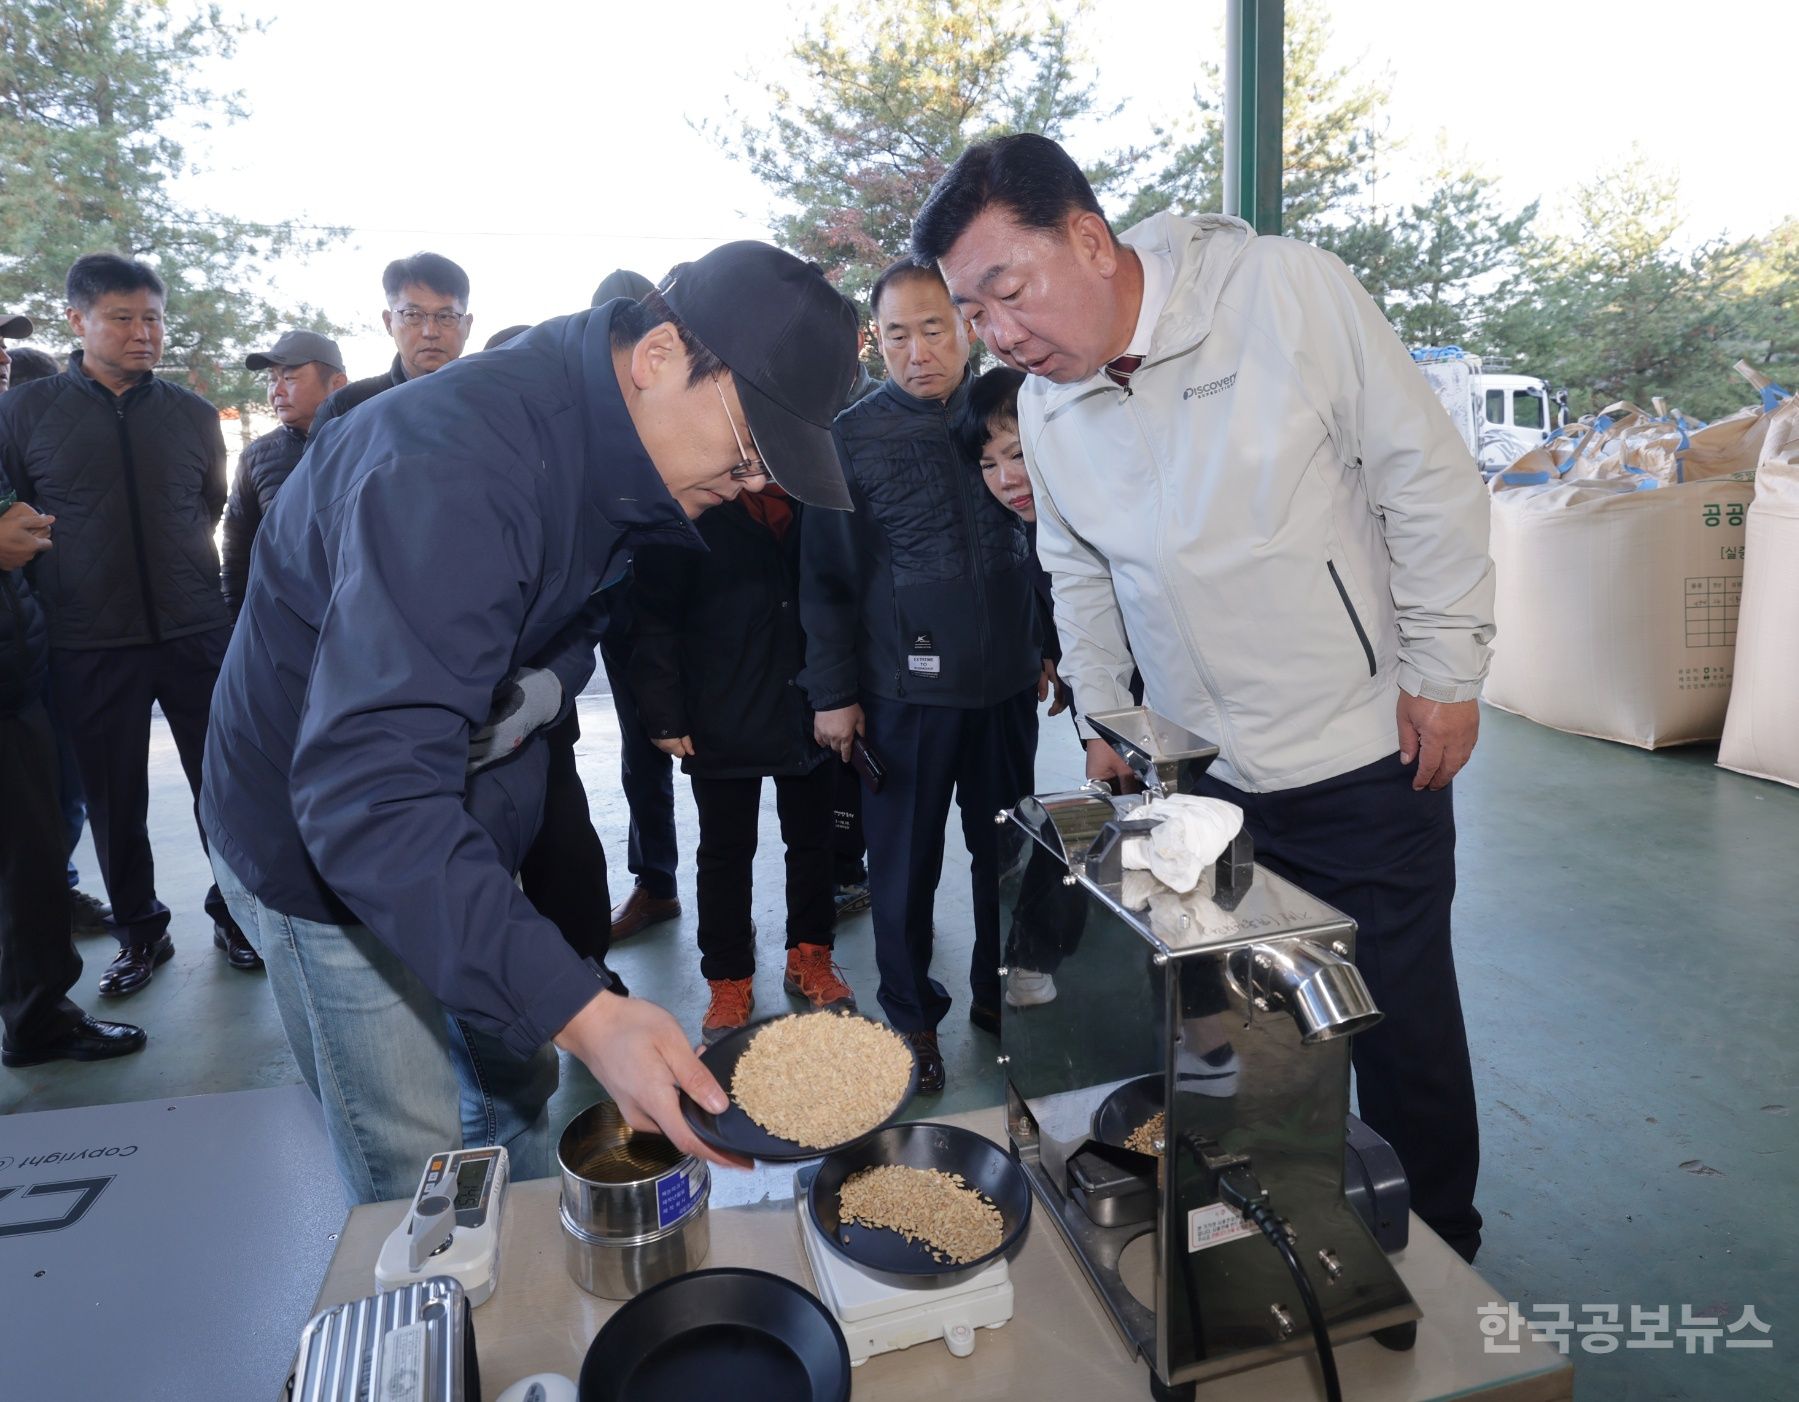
[701, 977, 755, 1044]
[783, 944, 856, 1012]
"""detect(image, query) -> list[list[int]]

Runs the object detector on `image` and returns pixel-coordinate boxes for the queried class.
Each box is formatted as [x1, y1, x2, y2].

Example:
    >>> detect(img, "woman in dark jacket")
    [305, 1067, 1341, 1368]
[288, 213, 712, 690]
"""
[628, 486, 856, 1042]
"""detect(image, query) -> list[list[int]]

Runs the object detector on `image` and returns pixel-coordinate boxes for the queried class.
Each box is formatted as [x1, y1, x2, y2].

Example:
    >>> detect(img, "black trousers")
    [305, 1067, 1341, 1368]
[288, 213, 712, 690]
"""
[1192, 751, 1483, 1258]
[831, 760, 866, 885]
[50, 630, 239, 950]
[0, 699, 84, 1048]
[860, 688, 1037, 1033]
[518, 711, 612, 965]
[43, 668, 87, 886]
[690, 763, 835, 982]
[598, 630, 678, 901]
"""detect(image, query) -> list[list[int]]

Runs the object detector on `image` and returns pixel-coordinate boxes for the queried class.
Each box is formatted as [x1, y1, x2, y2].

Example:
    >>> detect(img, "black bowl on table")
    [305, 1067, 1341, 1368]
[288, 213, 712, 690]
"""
[679, 1012, 919, 1162]
[807, 1120, 1032, 1277]
[578, 1267, 850, 1402]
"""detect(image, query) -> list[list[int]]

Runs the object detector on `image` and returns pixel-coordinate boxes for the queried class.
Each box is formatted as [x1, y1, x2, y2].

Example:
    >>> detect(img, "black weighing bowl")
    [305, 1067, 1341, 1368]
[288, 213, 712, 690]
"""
[1091, 1074, 1166, 1160]
[808, 1120, 1032, 1276]
[680, 1012, 919, 1162]
[579, 1267, 850, 1402]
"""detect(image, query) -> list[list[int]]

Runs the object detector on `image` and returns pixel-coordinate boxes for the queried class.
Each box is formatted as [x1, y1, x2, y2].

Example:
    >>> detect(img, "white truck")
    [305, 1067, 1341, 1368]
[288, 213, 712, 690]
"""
[1410, 346, 1565, 477]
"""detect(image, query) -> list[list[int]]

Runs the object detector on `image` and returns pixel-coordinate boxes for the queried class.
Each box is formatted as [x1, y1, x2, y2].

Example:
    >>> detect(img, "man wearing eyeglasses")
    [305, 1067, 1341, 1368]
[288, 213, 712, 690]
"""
[308, 252, 473, 434]
[201, 242, 858, 1204]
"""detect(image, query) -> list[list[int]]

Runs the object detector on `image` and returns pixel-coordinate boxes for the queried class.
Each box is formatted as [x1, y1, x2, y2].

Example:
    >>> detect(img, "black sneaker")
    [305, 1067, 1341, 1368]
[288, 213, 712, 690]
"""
[69, 889, 112, 936]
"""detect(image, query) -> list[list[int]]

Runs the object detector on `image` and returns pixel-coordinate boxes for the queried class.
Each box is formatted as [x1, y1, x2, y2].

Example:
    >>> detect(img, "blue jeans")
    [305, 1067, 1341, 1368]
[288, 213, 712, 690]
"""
[213, 854, 558, 1205]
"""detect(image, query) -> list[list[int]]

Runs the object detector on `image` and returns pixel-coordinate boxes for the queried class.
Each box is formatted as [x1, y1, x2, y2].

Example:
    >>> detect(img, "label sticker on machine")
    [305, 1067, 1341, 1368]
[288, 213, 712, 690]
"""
[1187, 1203, 1258, 1253]
[656, 1161, 704, 1230]
[377, 1321, 427, 1402]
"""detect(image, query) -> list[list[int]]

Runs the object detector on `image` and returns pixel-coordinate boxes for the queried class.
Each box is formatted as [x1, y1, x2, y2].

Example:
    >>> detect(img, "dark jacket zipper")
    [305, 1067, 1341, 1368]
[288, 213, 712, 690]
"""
[113, 396, 164, 645]
[886, 522, 908, 699]
[1326, 559, 1377, 677]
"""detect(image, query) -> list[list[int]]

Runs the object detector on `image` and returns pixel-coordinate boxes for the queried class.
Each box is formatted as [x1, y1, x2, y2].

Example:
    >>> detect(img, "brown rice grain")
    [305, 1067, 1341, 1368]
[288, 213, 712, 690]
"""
[838, 1164, 1004, 1265]
[1124, 1110, 1165, 1157]
[731, 1013, 913, 1149]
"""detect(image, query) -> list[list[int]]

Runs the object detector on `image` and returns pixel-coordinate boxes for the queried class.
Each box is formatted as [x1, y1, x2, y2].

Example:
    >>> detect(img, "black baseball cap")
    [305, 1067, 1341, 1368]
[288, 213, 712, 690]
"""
[661, 242, 857, 510]
[245, 330, 345, 374]
[0, 312, 33, 339]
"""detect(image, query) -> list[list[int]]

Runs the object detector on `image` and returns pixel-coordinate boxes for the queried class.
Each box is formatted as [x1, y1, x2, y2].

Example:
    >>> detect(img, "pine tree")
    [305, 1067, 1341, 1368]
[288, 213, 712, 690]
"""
[0, 0, 342, 412]
[704, 0, 1131, 312]
[1119, 1, 1533, 355]
[1485, 155, 1770, 418]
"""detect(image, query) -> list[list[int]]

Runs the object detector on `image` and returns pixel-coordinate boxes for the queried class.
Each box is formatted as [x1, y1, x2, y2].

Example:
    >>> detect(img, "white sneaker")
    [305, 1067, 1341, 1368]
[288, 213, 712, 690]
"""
[1004, 968, 1057, 1007]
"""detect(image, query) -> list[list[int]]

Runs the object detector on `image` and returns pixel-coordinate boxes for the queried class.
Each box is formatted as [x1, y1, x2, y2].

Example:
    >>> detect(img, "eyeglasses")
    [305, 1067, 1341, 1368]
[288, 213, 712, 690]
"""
[392, 307, 465, 329]
[716, 380, 769, 481]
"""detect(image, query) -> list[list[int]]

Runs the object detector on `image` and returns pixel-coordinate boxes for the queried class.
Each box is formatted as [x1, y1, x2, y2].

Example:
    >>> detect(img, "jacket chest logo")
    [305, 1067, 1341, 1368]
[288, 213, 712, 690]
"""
[1182, 372, 1237, 402]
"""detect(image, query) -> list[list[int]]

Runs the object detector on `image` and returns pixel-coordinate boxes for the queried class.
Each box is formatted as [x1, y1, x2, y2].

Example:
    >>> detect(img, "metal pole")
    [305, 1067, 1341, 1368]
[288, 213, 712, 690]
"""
[1222, 0, 1284, 235]
[1223, 0, 1242, 220]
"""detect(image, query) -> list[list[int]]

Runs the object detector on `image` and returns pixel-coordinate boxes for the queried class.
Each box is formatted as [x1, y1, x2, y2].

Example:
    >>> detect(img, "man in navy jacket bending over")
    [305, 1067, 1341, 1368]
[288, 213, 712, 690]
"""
[201, 244, 857, 1203]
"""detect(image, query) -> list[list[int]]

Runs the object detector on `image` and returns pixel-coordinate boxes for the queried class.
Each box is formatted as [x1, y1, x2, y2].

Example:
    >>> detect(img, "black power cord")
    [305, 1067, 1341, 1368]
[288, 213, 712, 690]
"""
[1183, 1137, 1344, 1402]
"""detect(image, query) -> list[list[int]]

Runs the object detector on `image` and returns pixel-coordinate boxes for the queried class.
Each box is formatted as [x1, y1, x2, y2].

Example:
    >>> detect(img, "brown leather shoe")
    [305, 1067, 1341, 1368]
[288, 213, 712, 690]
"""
[609, 885, 681, 942]
[902, 1028, 946, 1094]
[96, 934, 175, 998]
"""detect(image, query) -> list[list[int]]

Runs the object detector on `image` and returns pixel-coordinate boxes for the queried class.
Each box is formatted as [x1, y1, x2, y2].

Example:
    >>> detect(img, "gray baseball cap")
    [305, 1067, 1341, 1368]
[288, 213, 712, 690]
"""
[1, 312, 33, 339]
[245, 330, 345, 373]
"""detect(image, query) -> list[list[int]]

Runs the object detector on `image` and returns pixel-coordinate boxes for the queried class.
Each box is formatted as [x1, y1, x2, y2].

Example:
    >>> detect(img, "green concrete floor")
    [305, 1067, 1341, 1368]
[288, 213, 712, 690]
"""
[3, 697, 1792, 1400]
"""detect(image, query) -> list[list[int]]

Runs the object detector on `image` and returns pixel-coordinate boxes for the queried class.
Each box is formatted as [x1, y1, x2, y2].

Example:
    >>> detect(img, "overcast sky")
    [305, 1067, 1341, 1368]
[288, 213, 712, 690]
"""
[152, 0, 1789, 380]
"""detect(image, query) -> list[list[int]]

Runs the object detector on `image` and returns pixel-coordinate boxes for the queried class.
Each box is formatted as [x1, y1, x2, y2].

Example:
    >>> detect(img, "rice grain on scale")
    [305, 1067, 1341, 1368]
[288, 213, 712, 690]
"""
[839, 1164, 1004, 1265]
[732, 1013, 913, 1149]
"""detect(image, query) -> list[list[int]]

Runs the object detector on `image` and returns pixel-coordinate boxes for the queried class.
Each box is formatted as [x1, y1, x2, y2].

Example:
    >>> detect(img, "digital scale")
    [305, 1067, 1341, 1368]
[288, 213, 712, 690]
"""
[792, 1164, 1014, 1366]
[376, 1146, 510, 1306]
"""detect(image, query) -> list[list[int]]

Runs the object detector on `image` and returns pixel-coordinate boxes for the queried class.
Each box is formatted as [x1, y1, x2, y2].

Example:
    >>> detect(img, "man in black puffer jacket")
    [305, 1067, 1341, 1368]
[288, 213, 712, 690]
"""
[0, 254, 256, 996]
[799, 259, 1043, 1093]
[220, 331, 347, 617]
[0, 487, 146, 1066]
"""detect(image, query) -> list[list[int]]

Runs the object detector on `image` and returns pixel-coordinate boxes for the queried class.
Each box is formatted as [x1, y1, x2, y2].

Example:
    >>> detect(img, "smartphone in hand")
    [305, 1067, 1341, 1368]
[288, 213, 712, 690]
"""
[848, 735, 886, 794]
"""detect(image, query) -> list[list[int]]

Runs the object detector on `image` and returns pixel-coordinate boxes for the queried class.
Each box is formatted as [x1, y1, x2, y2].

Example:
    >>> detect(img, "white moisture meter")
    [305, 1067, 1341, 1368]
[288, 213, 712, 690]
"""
[375, 1146, 509, 1306]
